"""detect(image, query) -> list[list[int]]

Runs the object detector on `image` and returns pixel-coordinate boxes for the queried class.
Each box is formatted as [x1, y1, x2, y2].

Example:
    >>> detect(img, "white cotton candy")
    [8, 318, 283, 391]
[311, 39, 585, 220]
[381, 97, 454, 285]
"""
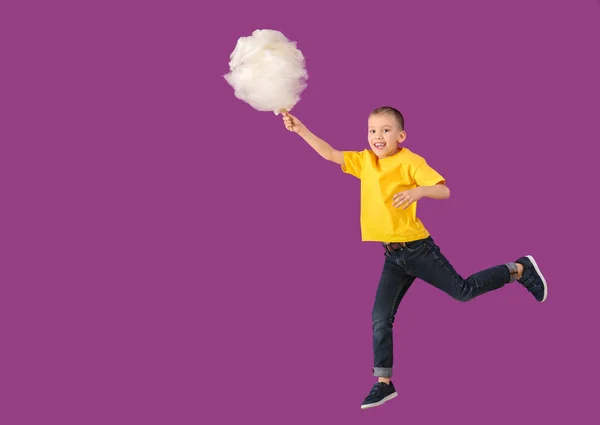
[224, 29, 308, 115]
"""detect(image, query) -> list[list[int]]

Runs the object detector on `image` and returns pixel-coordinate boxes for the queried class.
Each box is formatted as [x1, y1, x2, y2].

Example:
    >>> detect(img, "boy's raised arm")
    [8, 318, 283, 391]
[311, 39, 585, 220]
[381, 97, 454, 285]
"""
[282, 112, 344, 165]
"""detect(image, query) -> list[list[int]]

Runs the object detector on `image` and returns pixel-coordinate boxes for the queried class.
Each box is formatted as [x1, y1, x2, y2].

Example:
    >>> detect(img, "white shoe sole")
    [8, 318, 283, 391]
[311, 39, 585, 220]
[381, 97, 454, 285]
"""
[360, 392, 398, 409]
[526, 255, 548, 302]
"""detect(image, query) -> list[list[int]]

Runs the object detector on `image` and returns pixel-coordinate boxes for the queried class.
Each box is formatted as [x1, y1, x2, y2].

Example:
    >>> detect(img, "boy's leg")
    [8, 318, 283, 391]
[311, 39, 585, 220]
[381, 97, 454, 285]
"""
[371, 251, 416, 378]
[362, 250, 414, 410]
[404, 237, 516, 302]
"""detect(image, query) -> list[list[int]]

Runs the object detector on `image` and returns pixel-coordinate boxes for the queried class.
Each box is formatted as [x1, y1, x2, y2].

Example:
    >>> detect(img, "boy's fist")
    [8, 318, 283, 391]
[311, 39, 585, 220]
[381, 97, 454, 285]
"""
[282, 111, 305, 134]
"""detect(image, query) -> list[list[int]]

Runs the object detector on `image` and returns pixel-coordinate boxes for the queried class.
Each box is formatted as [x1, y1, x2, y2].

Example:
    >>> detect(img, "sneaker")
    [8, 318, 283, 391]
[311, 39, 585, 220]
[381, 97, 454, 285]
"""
[360, 381, 398, 409]
[516, 255, 548, 302]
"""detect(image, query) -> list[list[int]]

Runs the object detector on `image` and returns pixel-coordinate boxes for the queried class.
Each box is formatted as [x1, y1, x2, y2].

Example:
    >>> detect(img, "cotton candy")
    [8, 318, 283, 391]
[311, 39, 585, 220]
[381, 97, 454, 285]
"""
[224, 29, 308, 115]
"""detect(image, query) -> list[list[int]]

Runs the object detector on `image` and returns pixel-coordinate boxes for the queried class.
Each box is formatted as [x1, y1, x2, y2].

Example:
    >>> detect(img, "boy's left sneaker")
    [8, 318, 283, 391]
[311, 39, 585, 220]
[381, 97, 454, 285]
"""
[360, 381, 398, 410]
[516, 255, 548, 302]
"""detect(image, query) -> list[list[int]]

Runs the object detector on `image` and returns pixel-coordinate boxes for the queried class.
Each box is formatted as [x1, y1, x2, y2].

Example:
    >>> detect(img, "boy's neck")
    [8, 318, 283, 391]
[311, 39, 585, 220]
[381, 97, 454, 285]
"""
[379, 147, 404, 159]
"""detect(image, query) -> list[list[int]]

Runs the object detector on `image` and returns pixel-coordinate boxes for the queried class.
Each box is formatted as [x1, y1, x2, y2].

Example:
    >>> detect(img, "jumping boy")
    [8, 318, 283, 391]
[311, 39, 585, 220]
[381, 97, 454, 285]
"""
[281, 106, 548, 410]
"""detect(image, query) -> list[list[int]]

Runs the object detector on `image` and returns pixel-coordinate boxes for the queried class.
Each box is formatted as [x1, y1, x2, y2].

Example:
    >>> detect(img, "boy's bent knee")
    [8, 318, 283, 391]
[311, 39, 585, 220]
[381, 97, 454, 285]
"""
[452, 291, 474, 302]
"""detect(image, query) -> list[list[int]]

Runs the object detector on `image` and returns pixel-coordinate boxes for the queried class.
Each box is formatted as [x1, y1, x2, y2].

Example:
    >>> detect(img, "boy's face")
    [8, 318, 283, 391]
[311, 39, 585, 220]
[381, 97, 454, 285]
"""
[368, 113, 406, 158]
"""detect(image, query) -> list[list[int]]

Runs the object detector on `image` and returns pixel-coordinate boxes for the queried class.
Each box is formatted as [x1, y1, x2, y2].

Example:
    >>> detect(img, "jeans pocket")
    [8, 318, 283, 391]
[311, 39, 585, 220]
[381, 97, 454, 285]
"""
[405, 239, 427, 252]
[425, 238, 440, 252]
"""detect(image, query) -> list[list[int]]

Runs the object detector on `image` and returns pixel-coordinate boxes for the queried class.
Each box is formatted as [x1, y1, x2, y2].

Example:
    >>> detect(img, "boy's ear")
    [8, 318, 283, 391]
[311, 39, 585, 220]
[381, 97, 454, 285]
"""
[397, 131, 407, 143]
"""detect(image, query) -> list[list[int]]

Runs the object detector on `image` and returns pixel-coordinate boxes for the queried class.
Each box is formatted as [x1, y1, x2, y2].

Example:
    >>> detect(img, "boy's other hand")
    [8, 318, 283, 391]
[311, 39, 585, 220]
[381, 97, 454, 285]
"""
[282, 111, 306, 134]
[393, 188, 424, 210]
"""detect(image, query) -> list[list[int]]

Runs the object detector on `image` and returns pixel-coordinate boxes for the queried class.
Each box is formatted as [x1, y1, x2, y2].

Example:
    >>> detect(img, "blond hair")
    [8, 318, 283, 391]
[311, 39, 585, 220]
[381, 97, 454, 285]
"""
[370, 106, 405, 130]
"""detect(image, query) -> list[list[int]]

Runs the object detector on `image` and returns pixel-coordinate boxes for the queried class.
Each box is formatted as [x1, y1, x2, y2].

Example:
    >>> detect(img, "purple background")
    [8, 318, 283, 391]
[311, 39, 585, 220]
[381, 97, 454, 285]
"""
[1, 0, 599, 424]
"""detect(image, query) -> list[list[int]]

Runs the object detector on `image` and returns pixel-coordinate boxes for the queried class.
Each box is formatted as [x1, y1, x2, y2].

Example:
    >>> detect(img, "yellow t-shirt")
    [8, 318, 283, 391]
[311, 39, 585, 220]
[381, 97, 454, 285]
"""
[341, 147, 445, 243]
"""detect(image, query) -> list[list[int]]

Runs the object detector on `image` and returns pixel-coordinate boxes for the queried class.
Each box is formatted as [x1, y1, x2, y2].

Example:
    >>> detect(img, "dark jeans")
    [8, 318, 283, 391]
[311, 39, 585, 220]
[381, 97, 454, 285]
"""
[372, 236, 515, 378]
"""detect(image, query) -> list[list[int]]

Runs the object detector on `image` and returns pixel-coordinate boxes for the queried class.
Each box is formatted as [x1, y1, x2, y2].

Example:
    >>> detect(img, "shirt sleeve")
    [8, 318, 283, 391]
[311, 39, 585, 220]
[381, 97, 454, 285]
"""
[341, 150, 365, 179]
[413, 160, 446, 186]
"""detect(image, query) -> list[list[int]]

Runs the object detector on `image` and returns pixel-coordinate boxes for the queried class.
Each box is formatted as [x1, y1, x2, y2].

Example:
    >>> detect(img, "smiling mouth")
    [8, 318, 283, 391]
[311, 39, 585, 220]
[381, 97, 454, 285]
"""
[374, 142, 386, 149]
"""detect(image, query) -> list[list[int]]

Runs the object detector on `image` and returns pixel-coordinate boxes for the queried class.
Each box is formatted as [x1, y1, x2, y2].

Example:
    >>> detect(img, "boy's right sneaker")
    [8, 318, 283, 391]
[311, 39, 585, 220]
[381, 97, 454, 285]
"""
[516, 255, 548, 302]
[360, 381, 398, 410]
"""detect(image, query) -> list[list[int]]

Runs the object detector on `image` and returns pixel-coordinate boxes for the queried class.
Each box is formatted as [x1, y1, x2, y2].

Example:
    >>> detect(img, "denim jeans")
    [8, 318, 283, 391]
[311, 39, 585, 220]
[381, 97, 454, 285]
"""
[372, 236, 516, 378]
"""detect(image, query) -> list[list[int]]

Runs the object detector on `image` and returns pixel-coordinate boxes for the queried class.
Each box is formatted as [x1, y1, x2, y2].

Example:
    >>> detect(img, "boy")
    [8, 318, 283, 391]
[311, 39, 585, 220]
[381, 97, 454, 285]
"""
[281, 106, 547, 410]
